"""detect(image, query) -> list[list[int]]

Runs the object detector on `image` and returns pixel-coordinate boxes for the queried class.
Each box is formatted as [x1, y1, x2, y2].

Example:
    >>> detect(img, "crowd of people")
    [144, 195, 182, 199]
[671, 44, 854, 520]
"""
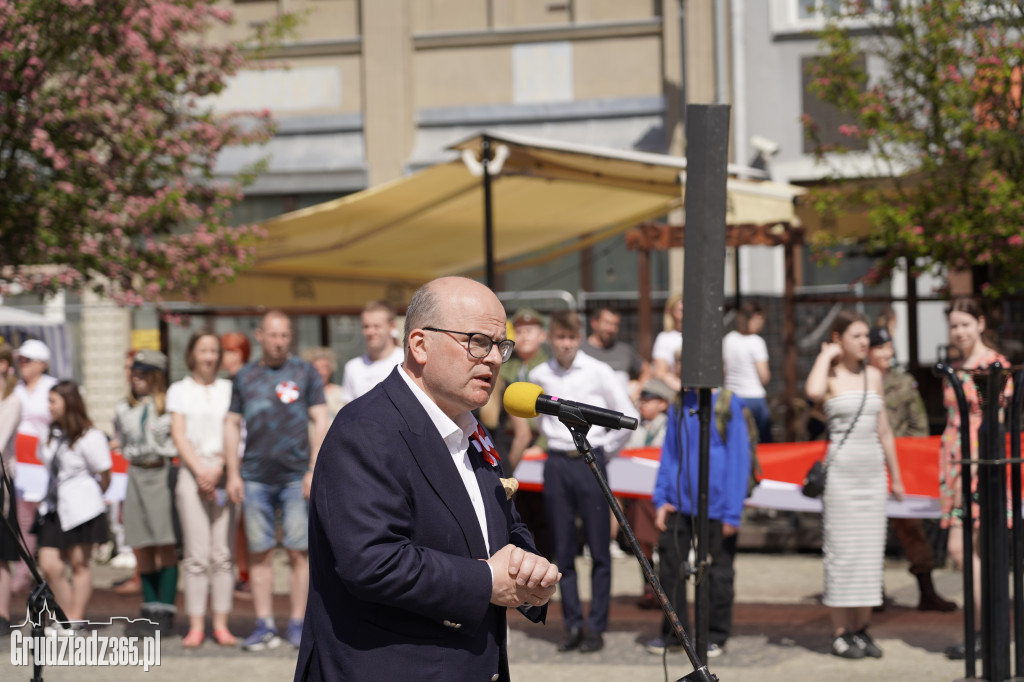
[0, 284, 1006, 675]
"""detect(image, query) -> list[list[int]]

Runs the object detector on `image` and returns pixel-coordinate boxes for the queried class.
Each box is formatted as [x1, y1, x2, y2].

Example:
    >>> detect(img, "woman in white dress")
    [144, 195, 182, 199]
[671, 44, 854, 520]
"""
[806, 310, 905, 659]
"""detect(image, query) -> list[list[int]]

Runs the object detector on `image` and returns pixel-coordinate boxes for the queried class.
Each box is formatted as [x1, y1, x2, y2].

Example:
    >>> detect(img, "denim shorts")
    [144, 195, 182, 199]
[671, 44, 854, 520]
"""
[242, 479, 308, 553]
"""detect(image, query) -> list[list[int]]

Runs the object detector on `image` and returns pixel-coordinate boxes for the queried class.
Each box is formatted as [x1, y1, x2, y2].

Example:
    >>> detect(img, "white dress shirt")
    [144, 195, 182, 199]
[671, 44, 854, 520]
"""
[341, 346, 405, 404]
[528, 351, 639, 453]
[397, 367, 490, 555]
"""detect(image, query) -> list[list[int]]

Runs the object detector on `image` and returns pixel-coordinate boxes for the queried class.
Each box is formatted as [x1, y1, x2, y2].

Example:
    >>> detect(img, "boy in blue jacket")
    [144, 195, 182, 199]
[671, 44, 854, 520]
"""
[645, 389, 751, 658]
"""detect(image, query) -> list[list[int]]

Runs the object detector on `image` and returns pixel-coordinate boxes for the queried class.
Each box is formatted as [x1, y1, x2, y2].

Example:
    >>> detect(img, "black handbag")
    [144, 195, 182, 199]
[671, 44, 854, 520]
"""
[801, 369, 868, 499]
[801, 460, 827, 498]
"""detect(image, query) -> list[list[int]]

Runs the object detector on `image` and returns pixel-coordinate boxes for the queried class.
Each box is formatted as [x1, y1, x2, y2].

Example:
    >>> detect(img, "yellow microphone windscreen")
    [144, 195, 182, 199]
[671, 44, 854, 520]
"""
[503, 382, 544, 419]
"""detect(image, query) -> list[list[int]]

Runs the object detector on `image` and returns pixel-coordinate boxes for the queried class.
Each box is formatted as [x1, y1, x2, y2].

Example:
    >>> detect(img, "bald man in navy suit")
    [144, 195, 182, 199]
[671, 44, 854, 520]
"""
[296, 277, 560, 682]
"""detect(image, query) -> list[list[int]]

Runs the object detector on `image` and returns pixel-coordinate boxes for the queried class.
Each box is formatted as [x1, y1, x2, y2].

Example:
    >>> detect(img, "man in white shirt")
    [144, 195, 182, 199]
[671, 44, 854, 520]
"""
[340, 300, 405, 405]
[528, 311, 638, 655]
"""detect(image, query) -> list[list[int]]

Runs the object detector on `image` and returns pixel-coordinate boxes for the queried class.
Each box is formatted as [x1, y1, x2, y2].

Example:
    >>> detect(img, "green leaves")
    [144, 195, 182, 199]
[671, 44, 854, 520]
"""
[0, 0, 291, 304]
[803, 0, 1024, 296]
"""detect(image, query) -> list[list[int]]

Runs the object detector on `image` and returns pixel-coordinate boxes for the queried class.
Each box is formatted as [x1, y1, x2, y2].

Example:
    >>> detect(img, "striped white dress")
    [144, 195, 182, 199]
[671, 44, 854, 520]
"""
[822, 391, 887, 608]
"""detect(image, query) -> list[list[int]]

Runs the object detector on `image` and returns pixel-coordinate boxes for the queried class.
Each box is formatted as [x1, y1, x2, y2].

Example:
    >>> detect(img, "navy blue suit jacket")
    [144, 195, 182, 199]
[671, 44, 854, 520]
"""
[295, 368, 545, 682]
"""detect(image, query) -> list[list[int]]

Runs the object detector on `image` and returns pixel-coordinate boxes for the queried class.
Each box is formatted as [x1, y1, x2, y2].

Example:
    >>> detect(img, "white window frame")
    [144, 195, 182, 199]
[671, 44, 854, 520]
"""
[769, 0, 885, 36]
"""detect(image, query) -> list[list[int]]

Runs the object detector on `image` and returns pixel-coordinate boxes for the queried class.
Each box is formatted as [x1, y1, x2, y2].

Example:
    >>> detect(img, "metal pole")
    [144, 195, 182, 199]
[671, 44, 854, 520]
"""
[694, 387, 712, 663]
[980, 364, 1010, 682]
[783, 239, 797, 441]
[934, 363, 977, 679]
[905, 266, 919, 370]
[482, 136, 496, 289]
[1011, 370, 1024, 678]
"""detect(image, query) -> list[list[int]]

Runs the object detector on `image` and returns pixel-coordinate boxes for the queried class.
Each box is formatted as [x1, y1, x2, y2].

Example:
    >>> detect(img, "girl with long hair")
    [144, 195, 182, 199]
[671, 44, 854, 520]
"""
[114, 350, 179, 634]
[35, 380, 111, 628]
[806, 310, 904, 659]
[170, 331, 237, 647]
[939, 297, 1011, 659]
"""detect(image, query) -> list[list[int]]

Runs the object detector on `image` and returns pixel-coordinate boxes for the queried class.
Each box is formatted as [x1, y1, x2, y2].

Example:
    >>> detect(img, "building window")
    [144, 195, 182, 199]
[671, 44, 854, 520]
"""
[772, 0, 884, 34]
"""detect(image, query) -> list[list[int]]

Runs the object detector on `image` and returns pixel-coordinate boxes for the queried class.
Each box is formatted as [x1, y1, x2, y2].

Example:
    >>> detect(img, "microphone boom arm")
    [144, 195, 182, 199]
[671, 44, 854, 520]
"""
[558, 417, 718, 682]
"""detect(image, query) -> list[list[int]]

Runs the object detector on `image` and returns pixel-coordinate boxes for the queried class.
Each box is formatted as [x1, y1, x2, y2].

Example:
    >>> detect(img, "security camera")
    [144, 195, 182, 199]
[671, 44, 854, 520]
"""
[750, 135, 780, 156]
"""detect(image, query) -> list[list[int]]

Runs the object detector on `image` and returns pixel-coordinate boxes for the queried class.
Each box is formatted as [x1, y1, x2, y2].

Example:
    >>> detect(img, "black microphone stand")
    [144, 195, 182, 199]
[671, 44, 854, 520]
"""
[559, 409, 718, 682]
[1, 476, 69, 682]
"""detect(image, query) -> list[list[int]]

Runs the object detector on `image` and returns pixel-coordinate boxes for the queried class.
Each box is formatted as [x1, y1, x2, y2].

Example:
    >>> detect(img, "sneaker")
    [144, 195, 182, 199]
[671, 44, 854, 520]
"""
[44, 622, 76, 637]
[645, 635, 685, 655]
[707, 642, 724, 658]
[945, 632, 982, 660]
[241, 620, 282, 652]
[831, 633, 866, 659]
[110, 552, 137, 569]
[851, 628, 883, 658]
[286, 619, 303, 648]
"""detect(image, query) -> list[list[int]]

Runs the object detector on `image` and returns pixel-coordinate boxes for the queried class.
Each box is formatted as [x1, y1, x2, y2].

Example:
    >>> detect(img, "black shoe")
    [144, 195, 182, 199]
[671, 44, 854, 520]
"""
[945, 632, 982, 660]
[831, 633, 866, 659]
[579, 631, 604, 653]
[850, 628, 883, 658]
[557, 628, 584, 652]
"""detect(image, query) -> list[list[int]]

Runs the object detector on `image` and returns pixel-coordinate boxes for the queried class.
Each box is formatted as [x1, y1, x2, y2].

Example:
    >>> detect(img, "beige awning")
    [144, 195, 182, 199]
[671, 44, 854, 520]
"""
[196, 131, 805, 311]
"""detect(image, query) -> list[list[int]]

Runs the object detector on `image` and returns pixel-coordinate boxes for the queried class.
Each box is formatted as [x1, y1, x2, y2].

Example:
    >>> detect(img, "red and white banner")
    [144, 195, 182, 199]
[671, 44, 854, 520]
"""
[512, 436, 957, 518]
[12, 433, 130, 503]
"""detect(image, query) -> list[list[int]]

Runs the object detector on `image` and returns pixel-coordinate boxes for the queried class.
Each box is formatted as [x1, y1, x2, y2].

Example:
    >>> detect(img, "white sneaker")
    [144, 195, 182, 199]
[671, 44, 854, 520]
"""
[44, 623, 75, 637]
[609, 542, 627, 559]
[111, 552, 137, 569]
[707, 642, 724, 658]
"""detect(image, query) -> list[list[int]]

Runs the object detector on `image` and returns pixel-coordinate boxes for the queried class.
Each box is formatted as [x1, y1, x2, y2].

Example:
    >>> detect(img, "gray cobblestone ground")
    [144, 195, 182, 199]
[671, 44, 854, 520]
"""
[0, 552, 973, 681]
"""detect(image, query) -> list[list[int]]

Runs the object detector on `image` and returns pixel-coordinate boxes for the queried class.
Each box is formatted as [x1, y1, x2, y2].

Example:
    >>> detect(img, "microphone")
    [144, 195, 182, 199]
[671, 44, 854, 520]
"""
[504, 382, 638, 431]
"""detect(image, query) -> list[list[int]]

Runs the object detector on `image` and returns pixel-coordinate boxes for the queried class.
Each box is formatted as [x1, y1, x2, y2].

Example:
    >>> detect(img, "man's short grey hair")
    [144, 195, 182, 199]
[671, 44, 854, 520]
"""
[404, 282, 443, 349]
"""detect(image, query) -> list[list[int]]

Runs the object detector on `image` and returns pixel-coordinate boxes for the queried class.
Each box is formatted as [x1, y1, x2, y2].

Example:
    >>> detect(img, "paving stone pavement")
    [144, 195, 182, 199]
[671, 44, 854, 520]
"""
[0, 551, 978, 681]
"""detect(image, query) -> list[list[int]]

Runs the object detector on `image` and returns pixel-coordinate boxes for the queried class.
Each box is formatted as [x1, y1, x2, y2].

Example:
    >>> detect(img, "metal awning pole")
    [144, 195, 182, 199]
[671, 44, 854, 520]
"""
[482, 136, 496, 289]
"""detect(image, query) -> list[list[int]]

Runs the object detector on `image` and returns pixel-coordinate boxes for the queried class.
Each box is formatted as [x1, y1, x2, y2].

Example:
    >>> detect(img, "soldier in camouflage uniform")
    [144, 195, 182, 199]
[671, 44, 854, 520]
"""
[869, 326, 956, 612]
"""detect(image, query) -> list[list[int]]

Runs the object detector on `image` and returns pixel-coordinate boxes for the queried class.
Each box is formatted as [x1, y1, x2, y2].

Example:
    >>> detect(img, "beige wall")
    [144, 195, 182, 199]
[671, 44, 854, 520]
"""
[363, 0, 414, 184]
[415, 35, 662, 109]
[283, 0, 360, 42]
[573, 36, 662, 100]
[210, 0, 360, 43]
[574, 0, 657, 23]
[410, 0, 659, 34]
[414, 47, 514, 108]
[410, 0, 490, 33]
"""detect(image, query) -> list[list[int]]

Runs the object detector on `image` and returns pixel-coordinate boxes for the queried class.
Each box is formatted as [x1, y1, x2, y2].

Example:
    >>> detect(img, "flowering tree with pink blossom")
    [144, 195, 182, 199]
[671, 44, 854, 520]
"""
[0, 0, 290, 305]
[803, 0, 1024, 296]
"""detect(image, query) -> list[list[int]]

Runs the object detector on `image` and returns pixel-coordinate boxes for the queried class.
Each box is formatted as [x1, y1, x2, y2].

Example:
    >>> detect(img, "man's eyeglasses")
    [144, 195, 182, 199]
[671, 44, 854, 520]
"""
[423, 328, 515, 363]
[16, 357, 33, 364]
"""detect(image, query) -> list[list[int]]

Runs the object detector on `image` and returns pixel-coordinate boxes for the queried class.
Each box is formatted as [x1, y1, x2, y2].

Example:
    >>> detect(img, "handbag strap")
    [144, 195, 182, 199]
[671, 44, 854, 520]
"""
[827, 369, 869, 463]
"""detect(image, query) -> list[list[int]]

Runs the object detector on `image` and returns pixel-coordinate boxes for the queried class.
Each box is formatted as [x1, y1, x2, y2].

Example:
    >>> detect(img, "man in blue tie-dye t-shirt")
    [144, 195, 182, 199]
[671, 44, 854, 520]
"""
[224, 311, 328, 652]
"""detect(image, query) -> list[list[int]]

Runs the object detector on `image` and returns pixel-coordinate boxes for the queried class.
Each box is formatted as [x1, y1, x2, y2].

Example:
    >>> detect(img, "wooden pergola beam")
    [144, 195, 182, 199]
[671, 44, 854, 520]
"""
[627, 220, 805, 441]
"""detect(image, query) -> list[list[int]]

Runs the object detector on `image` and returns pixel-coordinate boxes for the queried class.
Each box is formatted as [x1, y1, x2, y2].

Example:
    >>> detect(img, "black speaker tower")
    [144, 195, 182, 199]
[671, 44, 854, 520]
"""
[678, 103, 731, 666]
[680, 104, 730, 388]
